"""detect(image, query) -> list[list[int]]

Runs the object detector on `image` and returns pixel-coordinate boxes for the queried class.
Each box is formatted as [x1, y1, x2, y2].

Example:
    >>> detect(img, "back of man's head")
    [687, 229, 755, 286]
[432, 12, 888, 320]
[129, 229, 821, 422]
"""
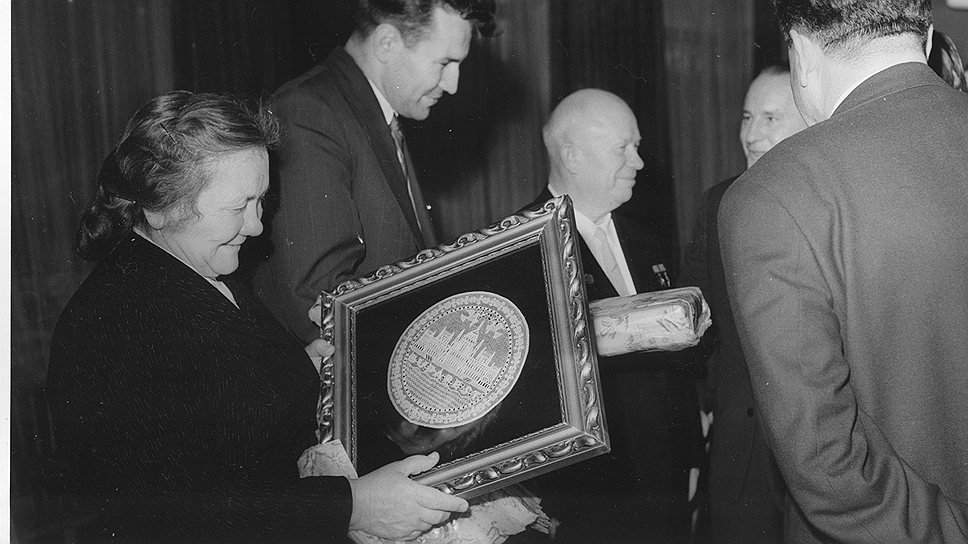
[775, 0, 932, 57]
[353, 0, 496, 44]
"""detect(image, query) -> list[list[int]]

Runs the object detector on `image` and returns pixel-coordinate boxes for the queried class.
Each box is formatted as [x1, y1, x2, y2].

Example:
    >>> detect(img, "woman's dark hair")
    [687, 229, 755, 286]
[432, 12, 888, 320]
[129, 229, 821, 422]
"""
[76, 91, 279, 260]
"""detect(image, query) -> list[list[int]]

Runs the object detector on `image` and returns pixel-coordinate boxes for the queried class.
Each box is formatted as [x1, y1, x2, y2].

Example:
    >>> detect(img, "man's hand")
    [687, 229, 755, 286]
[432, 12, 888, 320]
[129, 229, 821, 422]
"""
[348, 452, 469, 541]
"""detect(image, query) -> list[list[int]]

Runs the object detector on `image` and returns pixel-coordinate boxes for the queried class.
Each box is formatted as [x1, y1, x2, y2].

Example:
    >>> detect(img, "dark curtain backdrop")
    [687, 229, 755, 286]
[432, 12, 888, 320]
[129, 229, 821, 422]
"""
[11, 1, 175, 540]
[11, 0, 175, 387]
[663, 0, 785, 255]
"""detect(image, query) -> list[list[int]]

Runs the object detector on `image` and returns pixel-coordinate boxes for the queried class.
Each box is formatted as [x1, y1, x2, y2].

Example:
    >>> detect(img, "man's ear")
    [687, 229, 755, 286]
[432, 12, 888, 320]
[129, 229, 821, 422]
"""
[371, 23, 401, 64]
[924, 24, 934, 59]
[561, 143, 581, 175]
[789, 28, 819, 87]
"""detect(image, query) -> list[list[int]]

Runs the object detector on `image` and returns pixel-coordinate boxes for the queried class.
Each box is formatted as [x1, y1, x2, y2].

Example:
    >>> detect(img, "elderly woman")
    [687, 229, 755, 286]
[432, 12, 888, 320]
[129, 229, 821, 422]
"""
[47, 91, 466, 543]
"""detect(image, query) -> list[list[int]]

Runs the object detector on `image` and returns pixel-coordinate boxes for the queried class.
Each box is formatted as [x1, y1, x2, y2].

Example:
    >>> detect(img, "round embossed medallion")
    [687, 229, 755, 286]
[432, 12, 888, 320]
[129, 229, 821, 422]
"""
[388, 291, 530, 429]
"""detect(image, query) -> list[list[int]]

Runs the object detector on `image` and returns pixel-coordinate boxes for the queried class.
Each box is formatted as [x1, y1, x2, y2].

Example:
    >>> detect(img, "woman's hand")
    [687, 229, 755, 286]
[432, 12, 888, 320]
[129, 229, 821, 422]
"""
[347, 452, 468, 541]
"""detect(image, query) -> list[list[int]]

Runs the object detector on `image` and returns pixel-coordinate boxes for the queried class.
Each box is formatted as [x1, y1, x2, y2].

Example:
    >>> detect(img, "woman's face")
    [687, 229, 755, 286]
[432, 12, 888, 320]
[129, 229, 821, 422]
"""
[147, 147, 269, 278]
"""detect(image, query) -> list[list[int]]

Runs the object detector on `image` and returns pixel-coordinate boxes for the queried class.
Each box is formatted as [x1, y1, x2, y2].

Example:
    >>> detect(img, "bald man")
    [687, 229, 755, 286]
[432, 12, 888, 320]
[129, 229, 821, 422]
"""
[680, 64, 806, 544]
[521, 89, 704, 544]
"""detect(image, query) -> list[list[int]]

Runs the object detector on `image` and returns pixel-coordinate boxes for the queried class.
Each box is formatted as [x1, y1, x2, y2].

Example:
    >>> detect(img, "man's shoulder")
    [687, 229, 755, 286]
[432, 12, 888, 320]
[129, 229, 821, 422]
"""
[271, 48, 371, 112]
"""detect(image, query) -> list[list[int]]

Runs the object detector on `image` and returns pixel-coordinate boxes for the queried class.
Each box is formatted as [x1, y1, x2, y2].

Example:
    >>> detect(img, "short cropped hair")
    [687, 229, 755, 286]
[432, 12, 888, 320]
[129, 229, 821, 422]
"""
[77, 91, 279, 260]
[774, 0, 932, 54]
[353, 0, 497, 44]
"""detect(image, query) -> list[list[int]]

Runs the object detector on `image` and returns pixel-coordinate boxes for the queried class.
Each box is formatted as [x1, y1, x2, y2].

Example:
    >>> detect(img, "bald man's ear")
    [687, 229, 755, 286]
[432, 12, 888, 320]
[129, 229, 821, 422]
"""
[560, 143, 582, 174]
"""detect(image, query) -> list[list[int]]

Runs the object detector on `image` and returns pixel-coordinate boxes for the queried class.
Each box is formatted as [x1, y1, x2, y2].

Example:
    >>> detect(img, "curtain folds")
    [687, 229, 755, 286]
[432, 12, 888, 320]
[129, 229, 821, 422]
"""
[11, 0, 175, 384]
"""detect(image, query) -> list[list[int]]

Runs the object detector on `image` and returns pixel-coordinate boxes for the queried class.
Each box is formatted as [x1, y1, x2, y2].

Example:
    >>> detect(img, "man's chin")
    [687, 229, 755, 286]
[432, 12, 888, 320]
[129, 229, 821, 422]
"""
[402, 106, 432, 121]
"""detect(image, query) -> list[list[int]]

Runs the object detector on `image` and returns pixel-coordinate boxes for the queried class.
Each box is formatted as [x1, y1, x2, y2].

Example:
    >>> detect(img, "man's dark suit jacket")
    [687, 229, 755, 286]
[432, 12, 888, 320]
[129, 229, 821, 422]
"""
[721, 62, 968, 543]
[523, 190, 704, 544]
[252, 47, 436, 343]
[47, 235, 352, 543]
[680, 176, 783, 543]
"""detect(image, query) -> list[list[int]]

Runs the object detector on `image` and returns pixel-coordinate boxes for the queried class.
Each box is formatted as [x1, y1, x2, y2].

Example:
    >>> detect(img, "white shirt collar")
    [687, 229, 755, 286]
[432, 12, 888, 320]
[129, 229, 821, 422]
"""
[830, 75, 868, 116]
[366, 76, 397, 125]
[545, 185, 635, 295]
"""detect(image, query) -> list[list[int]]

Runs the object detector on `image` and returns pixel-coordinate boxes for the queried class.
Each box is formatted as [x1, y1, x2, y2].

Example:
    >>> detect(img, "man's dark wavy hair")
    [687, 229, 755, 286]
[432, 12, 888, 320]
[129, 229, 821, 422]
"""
[353, 0, 497, 44]
[774, 0, 932, 53]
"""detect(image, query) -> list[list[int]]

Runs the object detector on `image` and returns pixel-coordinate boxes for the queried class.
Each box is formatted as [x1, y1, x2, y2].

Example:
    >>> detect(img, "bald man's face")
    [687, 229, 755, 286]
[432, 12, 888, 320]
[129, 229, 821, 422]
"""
[740, 72, 807, 168]
[570, 103, 644, 214]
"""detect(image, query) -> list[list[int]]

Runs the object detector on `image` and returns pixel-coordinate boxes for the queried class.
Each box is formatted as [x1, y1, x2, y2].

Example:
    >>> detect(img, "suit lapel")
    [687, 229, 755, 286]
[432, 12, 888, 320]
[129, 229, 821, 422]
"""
[328, 48, 428, 246]
[613, 213, 670, 293]
[578, 234, 619, 300]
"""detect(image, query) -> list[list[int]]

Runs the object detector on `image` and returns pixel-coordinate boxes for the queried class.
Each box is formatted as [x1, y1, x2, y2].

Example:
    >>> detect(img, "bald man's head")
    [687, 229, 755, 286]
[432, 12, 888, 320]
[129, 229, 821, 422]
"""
[544, 89, 644, 221]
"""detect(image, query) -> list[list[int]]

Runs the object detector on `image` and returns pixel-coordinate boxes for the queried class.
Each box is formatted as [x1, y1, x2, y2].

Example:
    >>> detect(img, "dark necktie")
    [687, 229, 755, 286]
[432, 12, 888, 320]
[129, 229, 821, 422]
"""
[389, 115, 429, 242]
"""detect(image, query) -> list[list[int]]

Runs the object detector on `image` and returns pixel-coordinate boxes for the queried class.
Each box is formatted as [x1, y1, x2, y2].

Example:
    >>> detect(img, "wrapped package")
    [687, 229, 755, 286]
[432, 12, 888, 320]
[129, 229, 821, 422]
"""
[589, 286, 712, 356]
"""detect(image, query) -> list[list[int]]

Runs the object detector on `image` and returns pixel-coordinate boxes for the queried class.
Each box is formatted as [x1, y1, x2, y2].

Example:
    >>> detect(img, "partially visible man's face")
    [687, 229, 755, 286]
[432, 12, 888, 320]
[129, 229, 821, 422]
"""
[740, 71, 807, 168]
[384, 6, 472, 120]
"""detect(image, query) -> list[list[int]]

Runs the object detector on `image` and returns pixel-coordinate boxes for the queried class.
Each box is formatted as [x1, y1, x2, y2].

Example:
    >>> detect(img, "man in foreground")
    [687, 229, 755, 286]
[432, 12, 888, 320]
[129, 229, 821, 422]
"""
[719, 1, 968, 541]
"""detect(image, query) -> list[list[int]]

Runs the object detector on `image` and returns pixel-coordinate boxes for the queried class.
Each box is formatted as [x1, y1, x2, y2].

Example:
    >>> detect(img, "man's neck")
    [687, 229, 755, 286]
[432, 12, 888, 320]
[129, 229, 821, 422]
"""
[819, 39, 927, 120]
[345, 33, 382, 92]
[547, 179, 609, 224]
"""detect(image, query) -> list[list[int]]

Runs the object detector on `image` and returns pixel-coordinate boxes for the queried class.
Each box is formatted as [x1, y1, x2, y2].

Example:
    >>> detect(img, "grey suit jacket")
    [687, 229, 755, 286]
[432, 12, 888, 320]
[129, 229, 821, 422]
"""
[252, 47, 436, 343]
[720, 62, 968, 543]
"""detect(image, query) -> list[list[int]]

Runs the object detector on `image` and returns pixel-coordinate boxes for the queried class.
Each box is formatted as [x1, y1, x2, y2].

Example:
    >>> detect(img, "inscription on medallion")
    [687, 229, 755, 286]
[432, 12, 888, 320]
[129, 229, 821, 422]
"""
[388, 292, 530, 429]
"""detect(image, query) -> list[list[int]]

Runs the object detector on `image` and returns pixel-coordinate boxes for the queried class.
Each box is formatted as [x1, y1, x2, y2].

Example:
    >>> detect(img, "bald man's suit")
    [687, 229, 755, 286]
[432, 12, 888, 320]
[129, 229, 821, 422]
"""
[522, 189, 704, 544]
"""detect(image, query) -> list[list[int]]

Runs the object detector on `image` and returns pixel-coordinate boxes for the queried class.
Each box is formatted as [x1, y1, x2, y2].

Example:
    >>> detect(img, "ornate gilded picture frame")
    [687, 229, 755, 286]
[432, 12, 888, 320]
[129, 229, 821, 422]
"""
[317, 196, 609, 500]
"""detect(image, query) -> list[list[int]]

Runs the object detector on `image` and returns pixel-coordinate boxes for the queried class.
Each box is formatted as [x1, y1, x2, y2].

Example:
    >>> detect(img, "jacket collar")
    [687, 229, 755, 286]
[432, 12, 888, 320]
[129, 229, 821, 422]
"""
[832, 62, 945, 118]
[109, 235, 284, 343]
[325, 47, 426, 243]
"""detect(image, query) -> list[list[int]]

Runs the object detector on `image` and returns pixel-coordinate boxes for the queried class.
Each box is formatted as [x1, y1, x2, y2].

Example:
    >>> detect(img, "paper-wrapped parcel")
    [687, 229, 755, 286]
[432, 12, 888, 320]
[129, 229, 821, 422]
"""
[589, 286, 712, 356]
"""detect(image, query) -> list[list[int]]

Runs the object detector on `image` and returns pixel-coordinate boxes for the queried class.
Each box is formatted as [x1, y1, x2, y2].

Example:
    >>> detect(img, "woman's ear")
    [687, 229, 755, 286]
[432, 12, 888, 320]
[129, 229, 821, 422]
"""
[143, 208, 167, 230]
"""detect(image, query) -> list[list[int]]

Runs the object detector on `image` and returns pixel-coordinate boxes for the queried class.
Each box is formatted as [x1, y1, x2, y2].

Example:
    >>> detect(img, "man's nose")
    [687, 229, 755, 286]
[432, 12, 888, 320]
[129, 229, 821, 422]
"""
[440, 64, 460, 95]
[628, 149, 645, 170]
